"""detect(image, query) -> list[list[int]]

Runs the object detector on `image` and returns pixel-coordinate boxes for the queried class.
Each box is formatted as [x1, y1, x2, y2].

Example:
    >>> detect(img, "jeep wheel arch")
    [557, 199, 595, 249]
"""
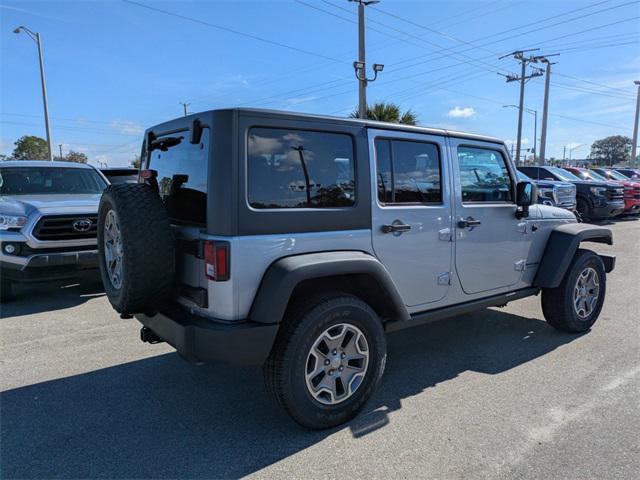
[535, 223, 615, 289]
[248, 251, 410, 325]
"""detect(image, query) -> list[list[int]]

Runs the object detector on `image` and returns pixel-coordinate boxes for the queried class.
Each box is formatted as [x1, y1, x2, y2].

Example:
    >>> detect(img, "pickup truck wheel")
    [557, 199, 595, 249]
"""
[264, 294, 386, 429]
[541, 249, 606, 333]
[576, 198, 591, 223]
[97, 184, 175, 314]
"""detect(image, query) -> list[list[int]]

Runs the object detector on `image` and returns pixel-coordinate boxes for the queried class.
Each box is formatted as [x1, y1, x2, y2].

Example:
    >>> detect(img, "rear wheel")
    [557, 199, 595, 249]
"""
[264, 294, 386, 429]
[542, 249, 606, 332]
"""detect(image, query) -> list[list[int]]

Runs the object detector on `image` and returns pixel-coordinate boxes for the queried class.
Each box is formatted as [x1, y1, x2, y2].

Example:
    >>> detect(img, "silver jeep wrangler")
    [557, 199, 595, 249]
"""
[97, 109, 615, 429]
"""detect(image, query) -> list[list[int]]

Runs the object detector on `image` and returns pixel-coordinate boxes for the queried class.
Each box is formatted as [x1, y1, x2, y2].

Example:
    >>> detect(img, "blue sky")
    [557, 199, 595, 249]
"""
[1, 0, 638, 166]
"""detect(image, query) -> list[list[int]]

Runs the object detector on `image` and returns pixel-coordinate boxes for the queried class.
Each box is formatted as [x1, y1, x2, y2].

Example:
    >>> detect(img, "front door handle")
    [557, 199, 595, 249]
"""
[381, 223, 412, 234]
[457, 217, 482, 229]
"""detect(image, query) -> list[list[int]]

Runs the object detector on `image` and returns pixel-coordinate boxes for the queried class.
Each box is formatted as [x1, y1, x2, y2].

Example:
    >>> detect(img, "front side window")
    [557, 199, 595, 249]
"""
[375, 138, 442, 204]
[247, 127, 355, 209]
[458, 146, 513, 202]
[0, 167, 106, 195]
[148, 128, 210, 225]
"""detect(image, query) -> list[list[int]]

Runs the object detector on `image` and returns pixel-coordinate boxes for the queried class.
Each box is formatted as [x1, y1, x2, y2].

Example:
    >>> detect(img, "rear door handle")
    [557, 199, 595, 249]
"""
[457, 218, 482, 229]
[381, 223, 412, 234]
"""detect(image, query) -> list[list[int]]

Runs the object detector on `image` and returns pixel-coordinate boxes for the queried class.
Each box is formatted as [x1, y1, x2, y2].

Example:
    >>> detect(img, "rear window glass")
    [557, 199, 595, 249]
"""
[247, 127, 355, 209]
[0, 167, 106, 195]
[148, 128, 209, 225]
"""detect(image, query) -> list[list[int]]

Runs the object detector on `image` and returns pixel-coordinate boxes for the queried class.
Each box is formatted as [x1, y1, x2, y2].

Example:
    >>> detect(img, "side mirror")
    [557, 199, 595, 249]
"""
[516, 181, 536, 219]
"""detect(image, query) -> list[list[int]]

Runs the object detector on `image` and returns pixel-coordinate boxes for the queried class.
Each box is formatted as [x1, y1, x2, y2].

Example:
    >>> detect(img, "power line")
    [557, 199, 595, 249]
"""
[122, 0, 345, 64]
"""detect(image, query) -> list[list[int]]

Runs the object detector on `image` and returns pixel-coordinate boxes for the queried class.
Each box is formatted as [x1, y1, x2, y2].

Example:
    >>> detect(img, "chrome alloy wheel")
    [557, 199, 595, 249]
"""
[573, 267, 600, 319]
[304, 323, 370, 406]
[103, 209, 124, 289]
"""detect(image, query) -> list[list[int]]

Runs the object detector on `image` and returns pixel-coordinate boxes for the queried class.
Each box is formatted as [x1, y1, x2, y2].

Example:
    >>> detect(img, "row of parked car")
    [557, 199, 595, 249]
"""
[0, 158, 637, 302]
[518, 166, 640, 222]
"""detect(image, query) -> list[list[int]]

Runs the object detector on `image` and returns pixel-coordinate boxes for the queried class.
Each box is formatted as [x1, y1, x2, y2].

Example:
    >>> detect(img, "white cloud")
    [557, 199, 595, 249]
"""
[109, 120, 144, 136]
[505, 138, 530, 146]
[448, 106, 476, 118]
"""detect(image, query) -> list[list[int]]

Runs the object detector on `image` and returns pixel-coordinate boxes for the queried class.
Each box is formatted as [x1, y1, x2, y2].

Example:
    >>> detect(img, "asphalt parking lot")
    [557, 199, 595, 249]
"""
[1, 219, 639, 479]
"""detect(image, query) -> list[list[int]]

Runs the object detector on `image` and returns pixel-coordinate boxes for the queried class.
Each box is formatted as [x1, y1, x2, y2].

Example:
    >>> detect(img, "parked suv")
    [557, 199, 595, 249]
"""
[591, 167, 640, 215]
[97, 109, 615, 429]
[519, 166, 624, 221]
[0, 160, 107, 300]
[517, 171, 576, 212]
[565, 166, 640, 215]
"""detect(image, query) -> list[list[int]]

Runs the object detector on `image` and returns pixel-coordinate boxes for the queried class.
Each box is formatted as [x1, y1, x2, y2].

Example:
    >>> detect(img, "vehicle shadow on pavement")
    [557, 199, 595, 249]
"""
[0, 275, 105, 318]
[0, 309, 580, 479]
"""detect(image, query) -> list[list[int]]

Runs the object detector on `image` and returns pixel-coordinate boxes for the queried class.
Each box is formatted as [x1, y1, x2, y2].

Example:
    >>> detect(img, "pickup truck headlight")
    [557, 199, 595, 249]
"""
[0, 214, 27, 230]
[537, 187, 556, 202]
[589, 187, 607, 196]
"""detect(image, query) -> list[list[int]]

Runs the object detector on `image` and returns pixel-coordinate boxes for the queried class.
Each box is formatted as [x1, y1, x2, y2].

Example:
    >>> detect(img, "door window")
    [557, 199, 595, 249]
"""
[375, 138, 442, 204]
[457, 146, 513, 203]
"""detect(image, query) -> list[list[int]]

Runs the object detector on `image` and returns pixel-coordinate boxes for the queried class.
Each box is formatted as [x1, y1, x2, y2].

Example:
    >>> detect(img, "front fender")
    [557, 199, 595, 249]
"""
[248, 251, 409, 324]
[534, 223, 614, 289]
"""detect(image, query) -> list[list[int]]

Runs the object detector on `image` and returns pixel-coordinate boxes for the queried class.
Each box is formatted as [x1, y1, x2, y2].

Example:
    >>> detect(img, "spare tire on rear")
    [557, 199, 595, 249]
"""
[97, 183, 175, 314]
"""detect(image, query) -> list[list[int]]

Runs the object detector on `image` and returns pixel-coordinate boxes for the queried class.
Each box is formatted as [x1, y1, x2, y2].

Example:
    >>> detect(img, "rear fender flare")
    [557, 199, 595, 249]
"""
[248, 251, 409, 324]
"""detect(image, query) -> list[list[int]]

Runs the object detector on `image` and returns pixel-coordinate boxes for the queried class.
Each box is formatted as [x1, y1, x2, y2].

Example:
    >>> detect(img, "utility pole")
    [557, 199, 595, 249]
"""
[350, 0, 384, 119]
[563, 145, 566, 162]
[499, 49, 543, 166]
[14, 26, 53, 161]
[180, 101, 190, 117]
[632, 80, 640, 166]
[531, 54, 559, 166]
[58, 144, 63, 159]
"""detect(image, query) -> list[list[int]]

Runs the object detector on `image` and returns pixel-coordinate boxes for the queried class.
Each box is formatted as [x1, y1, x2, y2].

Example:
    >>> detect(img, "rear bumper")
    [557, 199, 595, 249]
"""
[0, 250, 98, 282]
[136, 306, 279, 365]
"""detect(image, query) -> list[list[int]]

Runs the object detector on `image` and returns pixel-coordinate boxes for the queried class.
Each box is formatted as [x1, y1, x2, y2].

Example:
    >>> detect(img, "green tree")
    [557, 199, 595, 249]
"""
[589, 135, 631, 166]
[131, 154, 141, 169]
[350, 102, 418, 125]
[64, 150, 89, 163]
[11, 135, 49, 160]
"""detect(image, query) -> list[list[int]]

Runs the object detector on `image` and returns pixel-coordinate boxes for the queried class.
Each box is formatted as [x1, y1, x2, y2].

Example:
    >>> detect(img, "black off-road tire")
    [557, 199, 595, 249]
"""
[97, 184, 175, 314]
[541, 249, 606, 333]
[264, 293, 386, 430]
[576, 197, 591, 223]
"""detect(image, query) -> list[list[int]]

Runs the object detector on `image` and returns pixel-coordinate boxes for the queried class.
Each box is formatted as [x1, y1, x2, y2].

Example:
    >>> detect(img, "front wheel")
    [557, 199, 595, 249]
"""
[542, 249, 606, 332]
[264, 294, 386, 429]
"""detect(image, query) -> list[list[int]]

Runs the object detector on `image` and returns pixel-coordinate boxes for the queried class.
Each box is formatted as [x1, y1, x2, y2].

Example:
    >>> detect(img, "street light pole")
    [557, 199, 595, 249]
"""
[350, 0, 382, 119]
[14, 26, 53, 161]
[632, 80, 640, 167]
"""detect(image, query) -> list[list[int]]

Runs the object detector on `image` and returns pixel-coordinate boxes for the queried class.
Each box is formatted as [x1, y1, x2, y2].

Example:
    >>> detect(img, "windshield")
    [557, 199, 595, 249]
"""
[601, 169, 629, 181]
[517, 171, 532, 182]
[580, 169, 608, 182]
[0, 167, 107, 195]
[547, 167, 581, 182]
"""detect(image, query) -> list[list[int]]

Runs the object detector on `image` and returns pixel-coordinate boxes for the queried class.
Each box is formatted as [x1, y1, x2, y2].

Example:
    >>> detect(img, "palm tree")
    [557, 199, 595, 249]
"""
[349, 102, 418, 125]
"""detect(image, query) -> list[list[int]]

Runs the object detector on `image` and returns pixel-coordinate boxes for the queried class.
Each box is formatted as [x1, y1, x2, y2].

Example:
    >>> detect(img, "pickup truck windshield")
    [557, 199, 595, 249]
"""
[547, 167, 581, 182]
[0, 167, 107, 195]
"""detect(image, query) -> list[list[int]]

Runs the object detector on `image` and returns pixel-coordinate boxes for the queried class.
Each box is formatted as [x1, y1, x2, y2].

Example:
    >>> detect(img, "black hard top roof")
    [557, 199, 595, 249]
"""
[146, 107, 505, 146]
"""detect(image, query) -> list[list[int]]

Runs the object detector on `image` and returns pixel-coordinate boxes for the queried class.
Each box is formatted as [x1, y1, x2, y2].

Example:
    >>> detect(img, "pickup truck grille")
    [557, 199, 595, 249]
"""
[605, 187, 624, 202]
[555, 185, 576, 206]
[33, 215, 98, 241]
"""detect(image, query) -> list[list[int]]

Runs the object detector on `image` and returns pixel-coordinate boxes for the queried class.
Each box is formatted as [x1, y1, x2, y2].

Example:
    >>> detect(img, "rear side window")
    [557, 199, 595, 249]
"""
[375, 138, 442, 204]
[457, 146, 513, 203]
[148, 128, 210, 225]
[247, 127, 355, 209]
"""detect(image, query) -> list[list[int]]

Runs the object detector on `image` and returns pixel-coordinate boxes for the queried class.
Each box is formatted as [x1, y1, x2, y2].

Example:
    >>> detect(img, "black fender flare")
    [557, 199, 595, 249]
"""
[248, 251, 410, 324]
[534, 223, 615, 289]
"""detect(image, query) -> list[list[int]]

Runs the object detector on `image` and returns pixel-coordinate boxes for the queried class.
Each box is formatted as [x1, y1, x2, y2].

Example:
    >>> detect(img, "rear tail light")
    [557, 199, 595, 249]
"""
[203, 240, 230, 281]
